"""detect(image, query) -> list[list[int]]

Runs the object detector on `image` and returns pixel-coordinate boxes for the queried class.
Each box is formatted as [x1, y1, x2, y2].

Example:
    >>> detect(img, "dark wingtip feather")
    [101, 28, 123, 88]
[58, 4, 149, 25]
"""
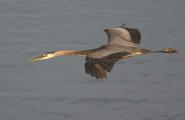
[85, 52, 129, 79]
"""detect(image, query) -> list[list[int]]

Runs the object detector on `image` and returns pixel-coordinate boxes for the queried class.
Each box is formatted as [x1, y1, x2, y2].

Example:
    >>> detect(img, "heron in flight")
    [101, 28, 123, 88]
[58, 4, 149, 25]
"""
[31, 24, 177, 79]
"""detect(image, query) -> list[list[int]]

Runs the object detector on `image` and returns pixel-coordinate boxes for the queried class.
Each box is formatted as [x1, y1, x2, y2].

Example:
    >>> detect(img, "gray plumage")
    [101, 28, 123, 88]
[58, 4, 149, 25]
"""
[31, 24, 177, 79]
[85, 25, 148, 79]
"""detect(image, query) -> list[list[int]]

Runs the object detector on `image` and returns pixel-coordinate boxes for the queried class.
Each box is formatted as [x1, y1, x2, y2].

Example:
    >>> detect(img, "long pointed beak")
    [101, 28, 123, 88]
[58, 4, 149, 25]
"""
[29, 51, 57, 62]
[30, 54, 47, 62]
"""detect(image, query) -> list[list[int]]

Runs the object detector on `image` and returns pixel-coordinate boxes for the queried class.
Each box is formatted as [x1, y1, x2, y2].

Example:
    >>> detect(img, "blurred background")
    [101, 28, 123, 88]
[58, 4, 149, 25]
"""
[0, 0, 185, 120]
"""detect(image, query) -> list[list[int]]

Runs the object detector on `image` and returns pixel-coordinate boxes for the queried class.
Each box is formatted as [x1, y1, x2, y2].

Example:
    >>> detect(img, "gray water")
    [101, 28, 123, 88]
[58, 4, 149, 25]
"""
[0, 0, 185, 120]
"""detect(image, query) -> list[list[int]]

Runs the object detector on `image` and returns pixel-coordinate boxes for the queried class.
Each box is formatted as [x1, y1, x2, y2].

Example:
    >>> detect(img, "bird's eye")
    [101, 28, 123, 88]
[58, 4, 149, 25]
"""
[42, 54, 47, 57]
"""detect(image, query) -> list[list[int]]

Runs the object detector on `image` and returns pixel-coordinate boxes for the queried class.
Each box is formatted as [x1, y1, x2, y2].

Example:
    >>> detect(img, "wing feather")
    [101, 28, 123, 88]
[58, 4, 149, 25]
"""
[85, 52, 129, 79]
[104, 25, 141, 47]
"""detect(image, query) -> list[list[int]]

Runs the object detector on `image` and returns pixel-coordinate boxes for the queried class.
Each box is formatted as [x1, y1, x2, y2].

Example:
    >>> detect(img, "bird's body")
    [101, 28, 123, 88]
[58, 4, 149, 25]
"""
[31, 24, 177, 79]
[87, 44, 149, 58]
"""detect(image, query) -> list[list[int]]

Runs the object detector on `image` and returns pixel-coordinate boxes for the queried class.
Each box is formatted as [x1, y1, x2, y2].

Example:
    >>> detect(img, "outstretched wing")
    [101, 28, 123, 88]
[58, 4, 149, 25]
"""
[104, 25, 141, 47]
[85, 52, 129, 79]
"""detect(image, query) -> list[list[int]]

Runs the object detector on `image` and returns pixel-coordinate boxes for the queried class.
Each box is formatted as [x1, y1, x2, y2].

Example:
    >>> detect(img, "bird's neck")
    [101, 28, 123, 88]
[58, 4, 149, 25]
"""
[54, 49, 93, 57]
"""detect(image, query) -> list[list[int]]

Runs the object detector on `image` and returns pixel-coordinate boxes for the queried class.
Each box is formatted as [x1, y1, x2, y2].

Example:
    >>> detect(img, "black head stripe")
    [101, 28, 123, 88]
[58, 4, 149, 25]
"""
[46, 51, 55, 54]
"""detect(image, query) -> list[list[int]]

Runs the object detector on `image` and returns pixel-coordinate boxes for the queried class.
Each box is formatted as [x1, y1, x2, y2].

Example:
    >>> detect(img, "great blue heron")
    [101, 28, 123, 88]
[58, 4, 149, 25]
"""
[31, 25, 177, 79]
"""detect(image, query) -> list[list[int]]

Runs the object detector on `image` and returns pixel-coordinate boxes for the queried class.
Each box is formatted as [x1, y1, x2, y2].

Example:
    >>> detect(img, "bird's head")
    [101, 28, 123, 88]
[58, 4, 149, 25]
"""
[30, 51, 56, 62]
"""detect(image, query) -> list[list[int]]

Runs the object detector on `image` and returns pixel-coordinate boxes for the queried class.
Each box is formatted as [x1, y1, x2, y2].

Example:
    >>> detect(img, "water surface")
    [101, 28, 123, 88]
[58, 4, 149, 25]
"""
[0, 0, 185, 120]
